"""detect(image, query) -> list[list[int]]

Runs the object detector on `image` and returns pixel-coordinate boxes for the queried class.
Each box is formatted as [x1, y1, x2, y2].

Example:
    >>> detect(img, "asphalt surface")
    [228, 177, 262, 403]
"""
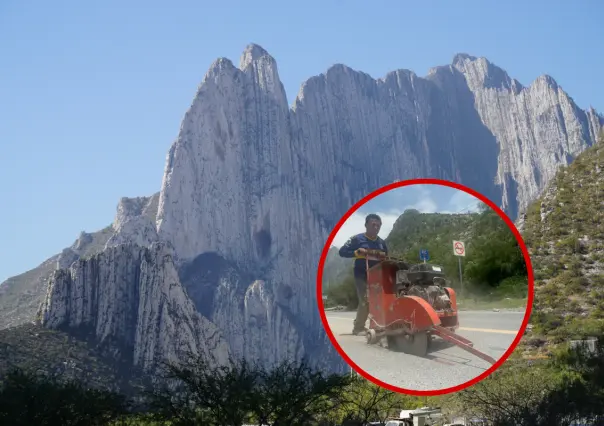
[324, 309, 526, 392]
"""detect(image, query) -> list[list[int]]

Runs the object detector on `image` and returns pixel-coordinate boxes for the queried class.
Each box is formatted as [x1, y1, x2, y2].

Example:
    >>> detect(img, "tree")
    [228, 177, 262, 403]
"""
[335, 375, 402, 424]
[250, 359, 352, 426]
[146, 352, 354, 426]
[549, 337, 604, 423]
[463, 207, 527, 295]
[452, 349, 604, 426]
[146, 353, 258, 426]
[0, 367, 128, 426]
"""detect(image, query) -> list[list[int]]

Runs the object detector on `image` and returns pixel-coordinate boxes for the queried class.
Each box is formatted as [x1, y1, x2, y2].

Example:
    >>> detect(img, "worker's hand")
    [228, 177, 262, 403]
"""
[355, 248, 368, 257]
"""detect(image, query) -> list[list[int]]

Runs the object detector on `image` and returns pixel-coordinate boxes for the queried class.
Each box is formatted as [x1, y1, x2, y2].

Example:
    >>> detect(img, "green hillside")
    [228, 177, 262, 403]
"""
[520, 130, 604, 351]
[441, 131, 604, 424]
[324, 206, 528, 309]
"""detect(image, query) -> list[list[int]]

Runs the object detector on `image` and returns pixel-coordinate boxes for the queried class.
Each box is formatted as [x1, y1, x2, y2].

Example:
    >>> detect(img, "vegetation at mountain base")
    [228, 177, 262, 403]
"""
[444, 336, 604, 425]
[324, 204, 529, 310]
[0, 367, 130, 426]
[520, 130, 604, 351]
[4, 337, 604, 425]
[3, 134, 602, 425]
[0, 323, 146, 396]
[0, 353, 432, 426]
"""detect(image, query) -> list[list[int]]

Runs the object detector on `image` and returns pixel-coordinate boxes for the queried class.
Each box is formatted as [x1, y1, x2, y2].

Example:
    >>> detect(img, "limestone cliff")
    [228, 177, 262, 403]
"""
[153, 44, 601, 371]
[37, 242, 230, 372]
[452, 54, 601, 218]
[105, 193, 160, 250]
[1, 44, 602, 376]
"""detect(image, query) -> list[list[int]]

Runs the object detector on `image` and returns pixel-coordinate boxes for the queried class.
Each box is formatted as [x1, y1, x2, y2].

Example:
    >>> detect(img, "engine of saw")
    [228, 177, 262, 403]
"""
[394, 263, 453, 311]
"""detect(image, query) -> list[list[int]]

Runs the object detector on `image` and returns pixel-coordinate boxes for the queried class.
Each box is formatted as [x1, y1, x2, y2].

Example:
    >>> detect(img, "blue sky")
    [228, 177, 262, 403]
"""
[331, 184, 482, 248]
[1, 0, 602, 282]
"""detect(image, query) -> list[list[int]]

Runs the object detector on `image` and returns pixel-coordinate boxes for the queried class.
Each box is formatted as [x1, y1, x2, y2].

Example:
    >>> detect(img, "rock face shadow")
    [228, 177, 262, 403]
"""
[178, 252, 252, 320]
[425, 67, 502, 207]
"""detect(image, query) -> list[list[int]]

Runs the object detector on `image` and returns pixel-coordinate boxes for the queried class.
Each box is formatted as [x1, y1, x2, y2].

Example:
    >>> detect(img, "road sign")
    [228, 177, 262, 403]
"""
[453, 240, 466, 257]
[419, 249, 429, 261]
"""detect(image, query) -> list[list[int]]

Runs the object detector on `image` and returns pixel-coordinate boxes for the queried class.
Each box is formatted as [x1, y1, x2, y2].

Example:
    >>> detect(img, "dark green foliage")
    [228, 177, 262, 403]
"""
[386, 206, 527, 297]
[146, 354, 260, 425]
[140, 353, 429, 426]
[0, 368, 128, 426]
[385, 209, 474, 289]
[462, 206, 527, 292]
[0, 360, 381, 426]
[6, 334, 604, 424]
[145, 353, 356, 426]
[452, 337, 604, 425]
[0, 353, 434, 425]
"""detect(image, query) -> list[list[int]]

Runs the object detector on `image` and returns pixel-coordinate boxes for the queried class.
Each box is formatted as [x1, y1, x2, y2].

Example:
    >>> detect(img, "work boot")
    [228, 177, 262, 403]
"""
[352, 327, 368, 336]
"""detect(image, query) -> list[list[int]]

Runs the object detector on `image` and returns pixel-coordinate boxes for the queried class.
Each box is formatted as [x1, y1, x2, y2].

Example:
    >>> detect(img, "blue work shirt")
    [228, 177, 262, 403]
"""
[338, 233, 388, 279]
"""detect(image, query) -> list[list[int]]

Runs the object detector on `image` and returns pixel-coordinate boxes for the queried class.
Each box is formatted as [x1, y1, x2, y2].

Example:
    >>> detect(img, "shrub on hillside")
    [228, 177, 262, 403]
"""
[0, 368, 128, 426]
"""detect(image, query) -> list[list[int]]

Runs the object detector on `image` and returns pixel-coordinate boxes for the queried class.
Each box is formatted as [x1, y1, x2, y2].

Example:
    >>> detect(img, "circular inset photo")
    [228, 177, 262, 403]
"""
[317, 178, 534, 395]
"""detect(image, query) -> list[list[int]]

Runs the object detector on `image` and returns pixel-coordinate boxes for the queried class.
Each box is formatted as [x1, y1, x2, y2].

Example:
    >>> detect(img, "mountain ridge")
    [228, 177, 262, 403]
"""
[1, 44, 602, 378]
[4, 46, 601, 285]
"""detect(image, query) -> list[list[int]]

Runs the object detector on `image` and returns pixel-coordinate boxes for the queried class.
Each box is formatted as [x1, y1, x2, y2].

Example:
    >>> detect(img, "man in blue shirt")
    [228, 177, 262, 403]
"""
[338, 213, 388, 335]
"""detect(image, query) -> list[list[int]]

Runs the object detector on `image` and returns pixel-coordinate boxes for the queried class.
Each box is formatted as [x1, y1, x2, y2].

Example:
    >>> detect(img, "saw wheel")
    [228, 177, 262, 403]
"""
[388, 331, 429, 357]
[366, 329, 379, 345]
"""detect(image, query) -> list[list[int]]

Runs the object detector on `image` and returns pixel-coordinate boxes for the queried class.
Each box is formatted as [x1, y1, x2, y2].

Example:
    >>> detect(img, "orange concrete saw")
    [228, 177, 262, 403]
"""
[362, 251, 496, 364]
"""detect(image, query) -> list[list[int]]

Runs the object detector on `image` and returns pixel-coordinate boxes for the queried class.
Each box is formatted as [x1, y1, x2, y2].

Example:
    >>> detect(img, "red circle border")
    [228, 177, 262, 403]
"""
[316, 178, 535, 396]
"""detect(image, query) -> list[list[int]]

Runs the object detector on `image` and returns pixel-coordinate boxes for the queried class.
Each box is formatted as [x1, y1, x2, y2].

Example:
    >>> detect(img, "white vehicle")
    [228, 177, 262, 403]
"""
[385, 420, 411, 426]
[444, 418, 487, 426]
[385, 407, 443, 426]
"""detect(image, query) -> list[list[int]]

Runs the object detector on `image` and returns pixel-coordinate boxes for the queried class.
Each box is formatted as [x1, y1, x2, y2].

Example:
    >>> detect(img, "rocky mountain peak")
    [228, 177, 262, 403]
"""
[106, 194, 160, 251]
[204, 56, 236, 77]
[113, 194, 159, 228]
[239, 43, 273, 67]
[72, 231, 93, 251]
[452, 52, 478, 64]
[452, 53, 522, 92]
[238, 43, 286, 104]
[535, 74, 559, 89]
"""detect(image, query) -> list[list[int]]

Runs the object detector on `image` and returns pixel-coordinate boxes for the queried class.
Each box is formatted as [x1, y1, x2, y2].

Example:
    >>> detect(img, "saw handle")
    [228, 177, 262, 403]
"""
[362, 251, 388, 277]
[355, 249, 387, 259]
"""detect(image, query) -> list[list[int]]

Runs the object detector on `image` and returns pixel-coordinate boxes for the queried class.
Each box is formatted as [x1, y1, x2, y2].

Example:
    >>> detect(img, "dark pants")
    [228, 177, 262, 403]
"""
[353, 274, 369, 332]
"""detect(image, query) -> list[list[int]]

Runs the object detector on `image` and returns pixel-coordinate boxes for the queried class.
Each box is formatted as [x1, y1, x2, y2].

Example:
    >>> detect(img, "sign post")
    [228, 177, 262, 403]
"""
[452, 240, 466, 298]
[420, 249, 429, 264]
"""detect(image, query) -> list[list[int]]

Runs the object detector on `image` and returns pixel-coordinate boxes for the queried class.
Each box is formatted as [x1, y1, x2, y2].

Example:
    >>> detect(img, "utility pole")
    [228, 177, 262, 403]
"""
[458, 256, 463, 299]
[453, 240, 466, 299]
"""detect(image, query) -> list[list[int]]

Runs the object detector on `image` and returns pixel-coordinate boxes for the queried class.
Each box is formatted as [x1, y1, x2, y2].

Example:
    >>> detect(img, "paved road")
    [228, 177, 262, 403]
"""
[324, 309, 526, 392]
